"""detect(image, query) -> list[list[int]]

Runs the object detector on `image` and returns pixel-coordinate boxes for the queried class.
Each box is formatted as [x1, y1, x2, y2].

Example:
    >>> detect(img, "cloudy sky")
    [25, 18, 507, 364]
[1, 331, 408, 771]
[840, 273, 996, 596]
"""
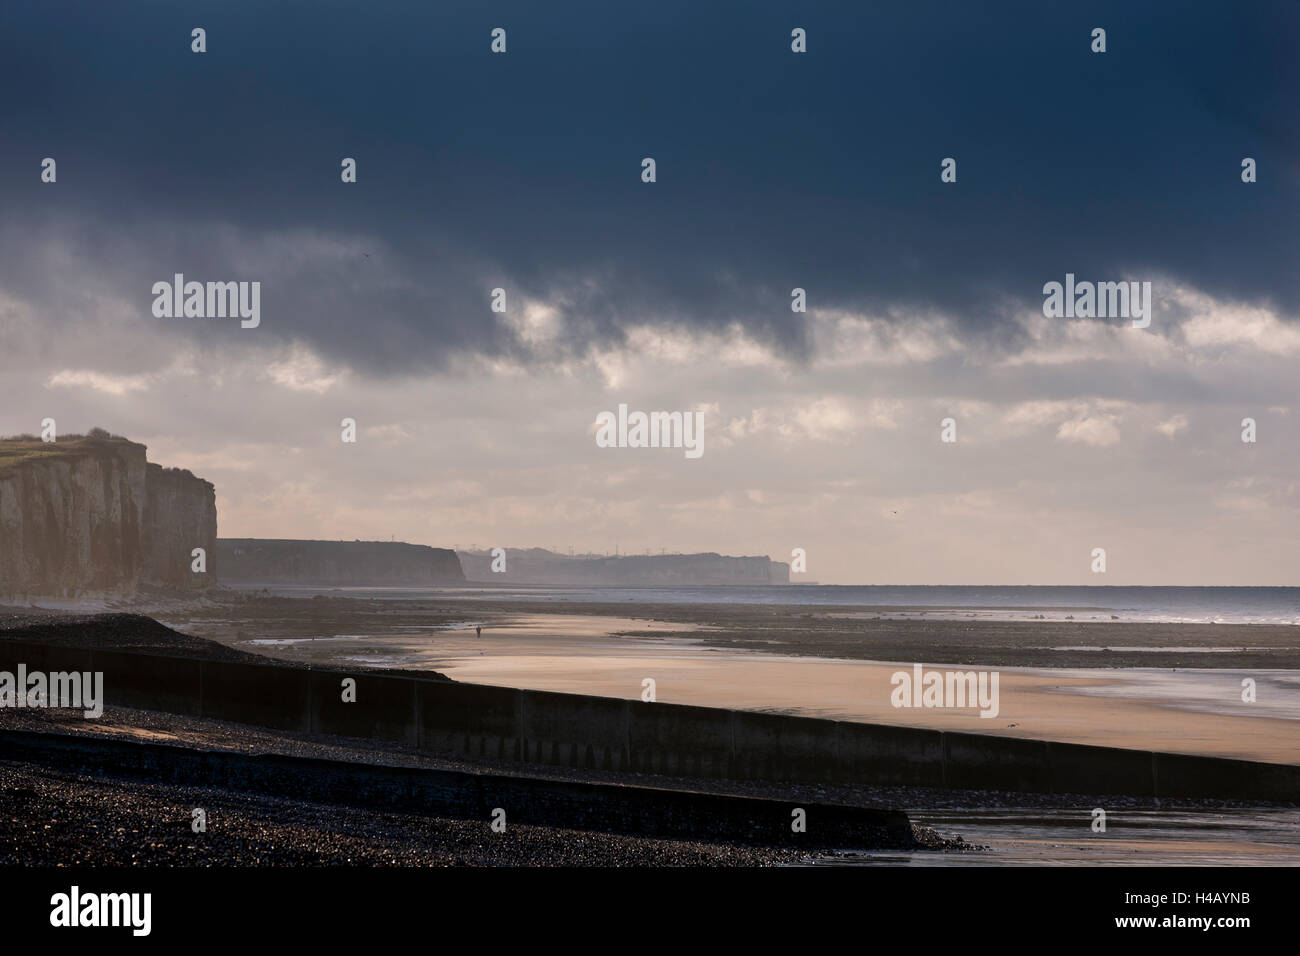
[1, 1, 1297, 585]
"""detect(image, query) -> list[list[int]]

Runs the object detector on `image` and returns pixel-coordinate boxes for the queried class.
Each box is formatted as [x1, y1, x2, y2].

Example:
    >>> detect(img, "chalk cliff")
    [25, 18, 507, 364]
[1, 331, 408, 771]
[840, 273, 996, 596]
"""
[0, 434, 217, 599]
[143, 463, 219, 589]
[216, 539, 465, 586]
[457, 548, 791, 586]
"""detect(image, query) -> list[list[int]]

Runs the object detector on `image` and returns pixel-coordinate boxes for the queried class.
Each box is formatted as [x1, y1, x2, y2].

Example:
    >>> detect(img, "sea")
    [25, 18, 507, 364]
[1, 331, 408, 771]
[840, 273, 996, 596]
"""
[250, 584, 1300, 626]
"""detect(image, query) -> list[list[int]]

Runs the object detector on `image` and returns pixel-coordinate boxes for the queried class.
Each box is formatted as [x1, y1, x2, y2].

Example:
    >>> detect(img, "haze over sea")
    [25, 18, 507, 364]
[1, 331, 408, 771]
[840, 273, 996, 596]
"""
[255, 585, 1300, 626]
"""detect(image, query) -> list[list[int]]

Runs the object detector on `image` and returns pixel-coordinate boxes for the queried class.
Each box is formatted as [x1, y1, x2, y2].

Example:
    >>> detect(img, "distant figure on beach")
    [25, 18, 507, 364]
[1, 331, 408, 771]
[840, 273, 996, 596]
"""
[476, 625, 481, 638]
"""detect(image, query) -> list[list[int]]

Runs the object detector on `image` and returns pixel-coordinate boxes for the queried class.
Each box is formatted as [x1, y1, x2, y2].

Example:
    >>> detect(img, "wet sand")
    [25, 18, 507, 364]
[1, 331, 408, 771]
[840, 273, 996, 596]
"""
[144, 592, 1300, 670]
[182, 605, 1300, 766]
[427, 642, 1300, 765]
[836, 807, 1300, 866]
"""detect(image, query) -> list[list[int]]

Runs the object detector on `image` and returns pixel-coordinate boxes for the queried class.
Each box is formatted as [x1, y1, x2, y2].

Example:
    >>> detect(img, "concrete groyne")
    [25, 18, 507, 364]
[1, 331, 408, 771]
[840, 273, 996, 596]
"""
[1, 639, 1296, 801]
[0, 728, 910, 847]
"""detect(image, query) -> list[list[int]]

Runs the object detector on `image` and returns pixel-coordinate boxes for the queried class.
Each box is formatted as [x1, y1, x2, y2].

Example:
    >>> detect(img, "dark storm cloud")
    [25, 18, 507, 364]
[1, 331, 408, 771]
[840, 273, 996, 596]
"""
[1, 0, 1295, 374]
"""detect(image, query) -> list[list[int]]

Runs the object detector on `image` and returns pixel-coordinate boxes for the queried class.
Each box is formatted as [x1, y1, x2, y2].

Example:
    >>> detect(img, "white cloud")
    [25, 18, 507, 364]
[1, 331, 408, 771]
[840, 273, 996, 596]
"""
[264, 344, 346, 393]
[1182, 308, 1300, 355]
[1004, 314, 1175, 367]
[46, 369, 152, 395]
[719, 397, 900, 445]
[1170, 286, 1300, 356]
[1055, 415, 1121, 446]
[506, 299, 565, 349]
[809, 309, 963, 366]
[1156, 414, 1189, 438]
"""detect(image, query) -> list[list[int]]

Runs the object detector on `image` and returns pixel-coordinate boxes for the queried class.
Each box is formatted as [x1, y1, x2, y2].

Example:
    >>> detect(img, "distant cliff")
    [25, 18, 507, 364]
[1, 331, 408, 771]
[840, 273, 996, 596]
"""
[0, 434, 217, 599]
[216, 539, 465, 587]
[457, 548, 790, 586]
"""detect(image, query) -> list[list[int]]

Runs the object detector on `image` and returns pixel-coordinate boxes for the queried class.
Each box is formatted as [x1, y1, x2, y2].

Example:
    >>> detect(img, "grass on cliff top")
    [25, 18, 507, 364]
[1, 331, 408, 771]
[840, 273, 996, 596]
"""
[0, 428, 131, 474]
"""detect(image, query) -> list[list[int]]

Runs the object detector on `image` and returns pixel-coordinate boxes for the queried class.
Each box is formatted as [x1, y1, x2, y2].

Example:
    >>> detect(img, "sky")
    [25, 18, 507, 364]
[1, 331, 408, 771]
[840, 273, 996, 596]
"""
[1, 0, 1297, 585]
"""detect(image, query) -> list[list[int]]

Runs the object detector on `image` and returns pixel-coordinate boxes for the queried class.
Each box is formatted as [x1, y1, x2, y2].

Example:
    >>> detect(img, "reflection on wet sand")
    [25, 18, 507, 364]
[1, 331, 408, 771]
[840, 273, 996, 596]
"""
[831, 807, 1300, 866]
[227, 613, 1300, 766]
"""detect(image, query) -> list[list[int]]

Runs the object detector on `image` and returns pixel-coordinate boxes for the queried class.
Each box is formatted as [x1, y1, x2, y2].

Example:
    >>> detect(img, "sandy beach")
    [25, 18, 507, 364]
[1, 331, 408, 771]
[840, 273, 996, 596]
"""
[440, 643, 1299, 765]
[5, 597, 1300, 868]
[149, 596, 1300, 767]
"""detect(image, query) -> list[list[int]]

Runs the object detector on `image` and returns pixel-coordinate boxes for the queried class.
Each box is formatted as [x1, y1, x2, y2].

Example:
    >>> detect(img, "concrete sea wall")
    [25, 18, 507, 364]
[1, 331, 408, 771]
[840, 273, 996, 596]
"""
[0, 727, 910, 847]
[1, 640, 1296, 802]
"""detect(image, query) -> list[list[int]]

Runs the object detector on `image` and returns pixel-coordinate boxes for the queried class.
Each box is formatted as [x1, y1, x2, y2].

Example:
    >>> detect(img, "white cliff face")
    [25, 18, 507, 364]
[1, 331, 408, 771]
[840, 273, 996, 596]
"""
[143, 463, 218, 589]
[0, 437, 215, 599]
